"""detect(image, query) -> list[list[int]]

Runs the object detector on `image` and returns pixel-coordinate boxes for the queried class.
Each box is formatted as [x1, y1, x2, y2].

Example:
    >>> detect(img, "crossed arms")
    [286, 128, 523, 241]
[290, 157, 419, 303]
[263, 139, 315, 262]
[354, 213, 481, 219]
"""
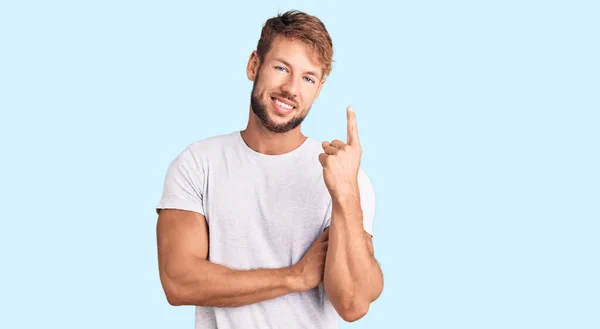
[156, 198, 383, 322]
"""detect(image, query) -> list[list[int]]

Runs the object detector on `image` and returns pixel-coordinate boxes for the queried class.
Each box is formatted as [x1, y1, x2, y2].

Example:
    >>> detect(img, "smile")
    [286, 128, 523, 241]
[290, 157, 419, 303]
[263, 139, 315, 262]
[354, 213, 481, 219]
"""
[271, 97, 296, 115]
[274, 98, 294, 110]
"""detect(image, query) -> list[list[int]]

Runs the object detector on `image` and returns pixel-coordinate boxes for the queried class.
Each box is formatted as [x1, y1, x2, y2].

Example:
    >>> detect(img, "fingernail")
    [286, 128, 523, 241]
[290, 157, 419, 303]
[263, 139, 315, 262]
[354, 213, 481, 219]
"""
[348, 106, 354, 112]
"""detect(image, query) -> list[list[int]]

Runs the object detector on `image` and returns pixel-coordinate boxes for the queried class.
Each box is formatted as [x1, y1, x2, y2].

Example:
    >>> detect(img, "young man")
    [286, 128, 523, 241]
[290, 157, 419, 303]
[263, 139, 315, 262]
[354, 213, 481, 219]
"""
[155, 10, 383, 329]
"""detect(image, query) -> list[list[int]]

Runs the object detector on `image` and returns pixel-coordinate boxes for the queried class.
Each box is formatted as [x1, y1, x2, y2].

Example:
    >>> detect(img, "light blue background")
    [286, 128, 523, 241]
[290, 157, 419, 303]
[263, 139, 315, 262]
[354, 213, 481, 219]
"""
[1, 0, 598, 328]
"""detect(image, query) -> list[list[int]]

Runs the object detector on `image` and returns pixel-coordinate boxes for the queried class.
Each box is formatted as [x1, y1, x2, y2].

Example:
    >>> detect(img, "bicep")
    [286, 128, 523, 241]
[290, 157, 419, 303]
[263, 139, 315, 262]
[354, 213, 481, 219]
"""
[156, 209, 209, 278]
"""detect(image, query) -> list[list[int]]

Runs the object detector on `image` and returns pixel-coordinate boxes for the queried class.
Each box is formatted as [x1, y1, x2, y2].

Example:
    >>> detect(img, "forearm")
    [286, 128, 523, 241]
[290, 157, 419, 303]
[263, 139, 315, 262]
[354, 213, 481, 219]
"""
[323, 189, 383, 320]
[164, 257, 300, 307]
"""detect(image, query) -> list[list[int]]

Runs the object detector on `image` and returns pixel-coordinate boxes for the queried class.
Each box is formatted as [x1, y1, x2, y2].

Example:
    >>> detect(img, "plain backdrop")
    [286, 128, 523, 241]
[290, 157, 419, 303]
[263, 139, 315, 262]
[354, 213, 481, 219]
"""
[1, 1, 598, 328]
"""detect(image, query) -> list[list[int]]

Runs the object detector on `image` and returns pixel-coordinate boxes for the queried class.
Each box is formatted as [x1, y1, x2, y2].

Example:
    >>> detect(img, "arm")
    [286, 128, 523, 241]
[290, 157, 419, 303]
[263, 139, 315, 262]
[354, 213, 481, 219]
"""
[319, 106, 384, 322]
[156, 208, 304, 307]
[323, 189, 383, 322]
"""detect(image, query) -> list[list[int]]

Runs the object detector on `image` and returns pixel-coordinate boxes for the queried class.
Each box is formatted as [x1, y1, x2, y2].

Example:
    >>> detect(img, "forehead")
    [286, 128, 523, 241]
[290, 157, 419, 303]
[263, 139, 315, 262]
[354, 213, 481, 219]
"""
[264, 37, 323, 75]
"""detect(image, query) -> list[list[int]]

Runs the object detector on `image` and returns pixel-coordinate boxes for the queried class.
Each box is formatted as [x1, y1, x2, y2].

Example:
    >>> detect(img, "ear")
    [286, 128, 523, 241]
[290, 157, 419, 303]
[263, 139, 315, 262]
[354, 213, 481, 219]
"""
[246, 50, 260, 81]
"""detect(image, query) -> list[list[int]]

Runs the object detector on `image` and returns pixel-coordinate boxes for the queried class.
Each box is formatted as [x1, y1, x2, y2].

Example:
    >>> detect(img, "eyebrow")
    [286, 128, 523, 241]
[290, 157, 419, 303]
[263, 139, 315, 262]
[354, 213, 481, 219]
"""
[274, 58, 321, 80]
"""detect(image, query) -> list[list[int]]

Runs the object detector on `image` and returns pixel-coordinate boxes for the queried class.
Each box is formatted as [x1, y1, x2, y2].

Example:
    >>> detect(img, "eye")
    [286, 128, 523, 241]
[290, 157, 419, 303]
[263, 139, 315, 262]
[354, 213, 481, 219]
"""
[303, 77, 315, 84]
[275, 66, 288, 72]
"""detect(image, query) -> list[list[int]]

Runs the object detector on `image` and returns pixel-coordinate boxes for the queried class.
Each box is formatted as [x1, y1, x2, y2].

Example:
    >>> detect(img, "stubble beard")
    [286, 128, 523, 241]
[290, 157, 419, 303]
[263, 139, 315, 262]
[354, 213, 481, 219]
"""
[250, 72, 310, 134]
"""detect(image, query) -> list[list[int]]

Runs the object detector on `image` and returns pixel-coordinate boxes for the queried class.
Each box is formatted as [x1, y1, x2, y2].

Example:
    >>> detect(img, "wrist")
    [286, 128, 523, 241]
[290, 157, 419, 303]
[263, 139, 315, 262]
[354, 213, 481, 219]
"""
[331, 184, 363, 221]
[331, 182, 360, 203]
[285, 265, 305, 293]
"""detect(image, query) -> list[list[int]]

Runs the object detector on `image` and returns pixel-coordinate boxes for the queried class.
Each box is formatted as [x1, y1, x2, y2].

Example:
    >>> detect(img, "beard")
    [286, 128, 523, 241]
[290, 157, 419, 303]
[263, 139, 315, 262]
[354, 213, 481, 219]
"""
[250, 72, 310, 133]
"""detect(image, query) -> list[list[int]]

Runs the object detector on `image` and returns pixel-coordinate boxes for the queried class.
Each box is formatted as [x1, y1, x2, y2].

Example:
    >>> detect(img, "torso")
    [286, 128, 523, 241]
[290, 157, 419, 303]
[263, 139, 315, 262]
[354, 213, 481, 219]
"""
[191, 131, 338, 329]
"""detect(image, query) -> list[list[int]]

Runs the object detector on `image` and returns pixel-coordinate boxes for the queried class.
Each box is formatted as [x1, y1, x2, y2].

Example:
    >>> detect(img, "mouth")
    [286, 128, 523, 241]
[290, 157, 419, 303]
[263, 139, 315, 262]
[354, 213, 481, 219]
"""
[271, 97, 296, 115]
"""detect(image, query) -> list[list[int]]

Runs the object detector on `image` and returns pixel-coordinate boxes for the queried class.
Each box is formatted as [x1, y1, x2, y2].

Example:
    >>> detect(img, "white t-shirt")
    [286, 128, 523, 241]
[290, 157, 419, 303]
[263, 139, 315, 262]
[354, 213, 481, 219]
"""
[156, 131, 376, 329]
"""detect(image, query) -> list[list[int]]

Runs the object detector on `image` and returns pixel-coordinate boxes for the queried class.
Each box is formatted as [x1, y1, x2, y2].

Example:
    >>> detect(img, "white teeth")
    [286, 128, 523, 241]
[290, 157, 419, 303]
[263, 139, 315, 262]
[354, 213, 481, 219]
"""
[275, 99, 293, 110]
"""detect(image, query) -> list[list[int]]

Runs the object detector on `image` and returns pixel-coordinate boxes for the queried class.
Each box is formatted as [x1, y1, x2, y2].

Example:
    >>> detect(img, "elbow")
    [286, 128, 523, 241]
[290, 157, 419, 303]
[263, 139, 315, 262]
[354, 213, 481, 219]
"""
[162, 278, 185, 306]
[324, 281, 371, 322]
[162, 277, 212, 307]
[161, 273, 201, 306]
[166, 294, 183, 306]
[338, 299, 370, 323]
[166, 289, 185, 306]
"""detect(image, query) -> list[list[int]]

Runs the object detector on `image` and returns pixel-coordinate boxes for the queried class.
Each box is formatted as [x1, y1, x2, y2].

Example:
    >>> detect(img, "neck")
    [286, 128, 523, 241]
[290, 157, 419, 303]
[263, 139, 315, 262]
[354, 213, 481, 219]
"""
[240, 112, 307, 155]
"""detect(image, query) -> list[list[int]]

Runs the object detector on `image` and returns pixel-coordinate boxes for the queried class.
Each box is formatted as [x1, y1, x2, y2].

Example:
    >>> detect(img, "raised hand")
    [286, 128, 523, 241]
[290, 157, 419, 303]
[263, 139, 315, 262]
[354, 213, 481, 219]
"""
[318, 106, 362, 198]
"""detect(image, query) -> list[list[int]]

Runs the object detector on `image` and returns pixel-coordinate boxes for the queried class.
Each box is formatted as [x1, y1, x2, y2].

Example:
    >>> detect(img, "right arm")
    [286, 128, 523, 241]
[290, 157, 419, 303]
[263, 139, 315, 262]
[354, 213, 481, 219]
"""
[156, 208, 327, 307]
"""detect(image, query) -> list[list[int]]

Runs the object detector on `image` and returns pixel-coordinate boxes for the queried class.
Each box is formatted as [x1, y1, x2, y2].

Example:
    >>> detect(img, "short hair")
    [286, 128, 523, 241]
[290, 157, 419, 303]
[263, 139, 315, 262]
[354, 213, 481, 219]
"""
[256, 10, 334, 78]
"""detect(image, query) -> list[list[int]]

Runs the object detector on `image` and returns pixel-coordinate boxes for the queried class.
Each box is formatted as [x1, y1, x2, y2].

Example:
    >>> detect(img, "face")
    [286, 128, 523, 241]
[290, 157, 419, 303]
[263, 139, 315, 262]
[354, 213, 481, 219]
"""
[247, 37, 325, 133]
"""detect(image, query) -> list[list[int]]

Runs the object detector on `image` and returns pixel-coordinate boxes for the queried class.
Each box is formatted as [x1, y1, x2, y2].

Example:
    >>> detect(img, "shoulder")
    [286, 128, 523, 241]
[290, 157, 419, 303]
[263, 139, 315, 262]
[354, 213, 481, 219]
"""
[166, 131, 238, 171]
[186, 131, 239, 157]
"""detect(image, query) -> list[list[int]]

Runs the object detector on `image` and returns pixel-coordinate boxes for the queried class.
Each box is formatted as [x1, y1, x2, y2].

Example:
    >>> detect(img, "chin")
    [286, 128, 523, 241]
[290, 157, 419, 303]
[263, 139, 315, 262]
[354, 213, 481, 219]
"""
[263, 110, 305, 133]
[250, 93, 306, 133]
[266, 112, 293, 126]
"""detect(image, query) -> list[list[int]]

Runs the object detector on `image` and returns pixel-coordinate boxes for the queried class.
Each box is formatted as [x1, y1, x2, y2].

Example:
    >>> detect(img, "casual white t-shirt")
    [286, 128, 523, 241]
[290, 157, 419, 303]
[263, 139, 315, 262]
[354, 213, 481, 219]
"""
[156, 131, 376, 329]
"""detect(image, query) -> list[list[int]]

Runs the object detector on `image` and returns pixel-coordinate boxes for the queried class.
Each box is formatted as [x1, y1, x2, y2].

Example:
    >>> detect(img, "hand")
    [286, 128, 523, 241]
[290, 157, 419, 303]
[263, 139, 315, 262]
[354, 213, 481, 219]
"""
[319, 106, 362, 198]
[291, 228, 330, 292]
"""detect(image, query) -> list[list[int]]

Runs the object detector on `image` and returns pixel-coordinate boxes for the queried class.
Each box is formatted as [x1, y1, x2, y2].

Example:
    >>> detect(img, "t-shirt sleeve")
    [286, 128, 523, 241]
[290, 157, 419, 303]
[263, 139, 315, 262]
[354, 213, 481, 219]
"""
[156, 147, 205, 215]
[357, 168, 376, 236]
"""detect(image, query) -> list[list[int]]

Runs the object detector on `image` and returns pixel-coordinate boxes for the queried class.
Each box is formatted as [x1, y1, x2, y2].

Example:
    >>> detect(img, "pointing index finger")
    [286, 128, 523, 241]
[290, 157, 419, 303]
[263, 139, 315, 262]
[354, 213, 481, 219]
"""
[346, 106, 360, 146]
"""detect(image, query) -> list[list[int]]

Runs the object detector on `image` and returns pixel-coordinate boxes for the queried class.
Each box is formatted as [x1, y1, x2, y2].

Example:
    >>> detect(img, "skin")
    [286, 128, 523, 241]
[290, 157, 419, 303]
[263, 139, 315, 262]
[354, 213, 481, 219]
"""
[156, 36, 383, 322]
[241, 36, 324, 155]
[320, 108, 384, 321]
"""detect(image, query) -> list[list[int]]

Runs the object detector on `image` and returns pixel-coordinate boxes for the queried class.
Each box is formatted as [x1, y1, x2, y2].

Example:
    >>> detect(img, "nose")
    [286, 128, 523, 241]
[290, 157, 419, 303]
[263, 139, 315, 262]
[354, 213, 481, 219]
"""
[281, 75, 300, 99]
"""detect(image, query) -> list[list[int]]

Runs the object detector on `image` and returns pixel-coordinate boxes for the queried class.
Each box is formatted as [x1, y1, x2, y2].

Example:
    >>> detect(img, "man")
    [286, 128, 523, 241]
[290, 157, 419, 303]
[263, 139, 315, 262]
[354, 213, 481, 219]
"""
[155, 10, 383, 329]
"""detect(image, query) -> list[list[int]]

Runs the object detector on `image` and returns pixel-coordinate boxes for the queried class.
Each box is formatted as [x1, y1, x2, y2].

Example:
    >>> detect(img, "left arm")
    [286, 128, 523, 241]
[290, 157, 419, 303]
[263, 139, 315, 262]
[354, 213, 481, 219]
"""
[323, 186, 383, 322]
[319, 106, 384, 322]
